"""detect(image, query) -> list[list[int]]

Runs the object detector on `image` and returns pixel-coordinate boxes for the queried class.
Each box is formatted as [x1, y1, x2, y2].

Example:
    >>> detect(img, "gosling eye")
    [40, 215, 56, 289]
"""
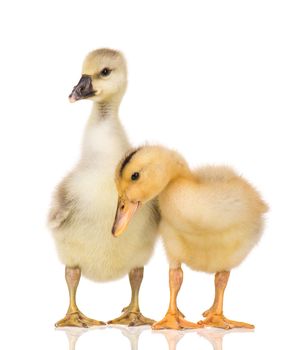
[100, 68, 111, 77]
[131, 172, 140, 181]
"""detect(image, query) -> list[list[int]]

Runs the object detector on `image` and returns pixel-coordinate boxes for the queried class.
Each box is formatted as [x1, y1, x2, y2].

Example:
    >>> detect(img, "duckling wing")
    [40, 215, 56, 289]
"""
[189, 166, 267, 231]
[164, 166, 267, 233]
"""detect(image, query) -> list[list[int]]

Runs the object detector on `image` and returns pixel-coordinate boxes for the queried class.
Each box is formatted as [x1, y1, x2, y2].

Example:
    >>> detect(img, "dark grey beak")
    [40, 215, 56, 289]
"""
[69, 75, 96, 103]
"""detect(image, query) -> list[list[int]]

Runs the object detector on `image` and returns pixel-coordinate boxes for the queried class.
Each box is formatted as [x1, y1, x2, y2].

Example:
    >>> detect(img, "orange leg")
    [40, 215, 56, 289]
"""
[152, 266, 201, 330]
[55, 266, 105, 328]
[199, 271, 254, 330]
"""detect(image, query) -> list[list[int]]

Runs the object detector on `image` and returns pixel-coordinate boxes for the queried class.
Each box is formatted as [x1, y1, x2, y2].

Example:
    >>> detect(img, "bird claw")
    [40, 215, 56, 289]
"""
[55, 311, 105, 328]
[108, 310, 155, 327]
[202, 306, 214, 317]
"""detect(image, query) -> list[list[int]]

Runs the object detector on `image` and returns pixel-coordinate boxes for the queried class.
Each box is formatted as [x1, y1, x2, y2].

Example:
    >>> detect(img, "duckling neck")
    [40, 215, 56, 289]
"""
[165, 151, 193, 184]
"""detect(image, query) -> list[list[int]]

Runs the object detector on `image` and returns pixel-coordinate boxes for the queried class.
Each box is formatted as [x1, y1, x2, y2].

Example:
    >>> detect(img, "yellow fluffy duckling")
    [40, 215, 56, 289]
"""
[112, 145, 268, 330]
[48, 49, 158, 328]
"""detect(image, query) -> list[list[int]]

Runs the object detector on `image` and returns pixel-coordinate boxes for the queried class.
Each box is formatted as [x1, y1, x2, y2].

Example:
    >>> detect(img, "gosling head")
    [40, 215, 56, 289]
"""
[69, 48, 127, 103]
[112, 146, 175, 237]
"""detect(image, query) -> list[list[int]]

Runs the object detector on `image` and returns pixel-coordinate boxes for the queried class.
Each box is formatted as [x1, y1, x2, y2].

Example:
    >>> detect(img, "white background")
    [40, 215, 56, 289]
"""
[0, 1, 307, 349]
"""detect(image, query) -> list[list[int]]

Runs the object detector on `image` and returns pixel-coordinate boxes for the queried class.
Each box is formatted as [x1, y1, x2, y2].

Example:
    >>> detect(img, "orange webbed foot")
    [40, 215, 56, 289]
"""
[198, 313, 254, 330]
[152, 311, 201, 330]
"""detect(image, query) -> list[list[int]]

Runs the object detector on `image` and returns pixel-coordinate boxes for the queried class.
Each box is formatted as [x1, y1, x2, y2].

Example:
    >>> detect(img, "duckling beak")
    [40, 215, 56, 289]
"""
[69, 75, 96, 103]
[112, 198, 140, 237]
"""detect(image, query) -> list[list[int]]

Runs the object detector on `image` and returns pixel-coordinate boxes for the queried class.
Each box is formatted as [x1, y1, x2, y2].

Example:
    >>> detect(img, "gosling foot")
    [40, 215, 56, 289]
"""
[152, 311, 201, 330]
[198, 313, 254, 330]
[55, 311, 105, 328]
[108, 310, 155, 327]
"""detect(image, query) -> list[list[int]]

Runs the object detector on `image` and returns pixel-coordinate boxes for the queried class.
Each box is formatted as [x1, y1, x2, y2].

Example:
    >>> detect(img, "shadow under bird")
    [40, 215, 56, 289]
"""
[112, 145, 268, 330]
[48, 49, 158, 327]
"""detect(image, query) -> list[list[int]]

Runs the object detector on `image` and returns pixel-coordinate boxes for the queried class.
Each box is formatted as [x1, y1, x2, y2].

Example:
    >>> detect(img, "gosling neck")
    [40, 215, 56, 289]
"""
[91, 99, 120, 121]
[81, 97, 129, 162]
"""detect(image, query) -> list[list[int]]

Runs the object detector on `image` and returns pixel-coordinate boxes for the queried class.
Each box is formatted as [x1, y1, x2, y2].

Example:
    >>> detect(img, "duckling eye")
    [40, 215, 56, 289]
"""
[131, 172, 140, 181]
[100, 68, 111, 77]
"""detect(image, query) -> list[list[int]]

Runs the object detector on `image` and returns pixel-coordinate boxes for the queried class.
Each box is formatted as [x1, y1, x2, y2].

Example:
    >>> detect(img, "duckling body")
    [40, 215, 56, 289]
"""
[49, 49, 158, 327]
[159, 166, 265, 273]
[112, 146, 268, 330]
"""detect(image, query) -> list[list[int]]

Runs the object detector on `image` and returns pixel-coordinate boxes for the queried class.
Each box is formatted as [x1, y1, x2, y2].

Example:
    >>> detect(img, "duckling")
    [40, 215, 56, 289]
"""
[112, 145, 268, 330]
[48, 49, 158, 327]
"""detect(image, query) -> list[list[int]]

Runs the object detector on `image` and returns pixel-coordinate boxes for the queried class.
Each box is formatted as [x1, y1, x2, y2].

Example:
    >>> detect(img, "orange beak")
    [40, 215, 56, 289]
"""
[112, 198, 140, 237]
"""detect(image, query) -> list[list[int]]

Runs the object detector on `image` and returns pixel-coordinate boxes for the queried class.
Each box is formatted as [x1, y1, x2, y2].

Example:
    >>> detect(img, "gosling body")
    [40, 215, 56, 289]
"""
[49, 49, 158, 327]
[50, 112, 157, 282]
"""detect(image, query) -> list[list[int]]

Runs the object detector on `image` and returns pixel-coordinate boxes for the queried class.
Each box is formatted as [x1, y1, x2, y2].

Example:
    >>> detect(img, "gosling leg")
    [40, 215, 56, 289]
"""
[55, 266, 105, 328]
[108, 267, 155, 326]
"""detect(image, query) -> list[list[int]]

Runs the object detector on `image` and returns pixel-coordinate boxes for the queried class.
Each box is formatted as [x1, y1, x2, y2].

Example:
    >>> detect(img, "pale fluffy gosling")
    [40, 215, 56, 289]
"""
[112, 145, 268, 330]
[48, 49, 158, 328]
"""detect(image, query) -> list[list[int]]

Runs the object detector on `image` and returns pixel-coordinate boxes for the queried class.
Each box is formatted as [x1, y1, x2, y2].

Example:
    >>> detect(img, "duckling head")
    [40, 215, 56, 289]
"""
[112, 146, 183, 237]
[69, 48, 127, 104]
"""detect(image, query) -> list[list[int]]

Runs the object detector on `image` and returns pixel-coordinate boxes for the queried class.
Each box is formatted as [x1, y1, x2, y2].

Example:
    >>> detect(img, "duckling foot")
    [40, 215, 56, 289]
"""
[202, 306, 214, 317]
[108, 310, 155, 327]
[198, 314, 254, 330]
[152, 312, 201, 330]
[55, 311, 105, 328]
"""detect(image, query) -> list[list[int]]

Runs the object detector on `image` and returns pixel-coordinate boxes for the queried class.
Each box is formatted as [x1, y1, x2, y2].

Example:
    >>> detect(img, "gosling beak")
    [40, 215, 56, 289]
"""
[112, 198, 140, 237]
[69, 75, 96, 103]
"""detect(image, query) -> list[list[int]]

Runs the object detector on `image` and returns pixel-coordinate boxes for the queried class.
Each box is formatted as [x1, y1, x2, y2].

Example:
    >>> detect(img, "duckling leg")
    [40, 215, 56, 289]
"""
[198, 271, 254, 329]
[55, 266, 105, 328]
[108, 267, 155, 326]
[152, 266, 201, 330]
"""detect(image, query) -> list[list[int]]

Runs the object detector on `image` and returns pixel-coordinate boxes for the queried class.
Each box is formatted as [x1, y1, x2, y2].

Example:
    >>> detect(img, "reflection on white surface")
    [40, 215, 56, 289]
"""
[57, 327, 98, 350]
[114, 325, 150, 350]
[152, 329, 185, 350]
[57, 327, 90, 350]
[57, 326, 149, 350]
[154, 328, 253, 350]
[198, 328, 254, 350]
[57, 325, 254, 350]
